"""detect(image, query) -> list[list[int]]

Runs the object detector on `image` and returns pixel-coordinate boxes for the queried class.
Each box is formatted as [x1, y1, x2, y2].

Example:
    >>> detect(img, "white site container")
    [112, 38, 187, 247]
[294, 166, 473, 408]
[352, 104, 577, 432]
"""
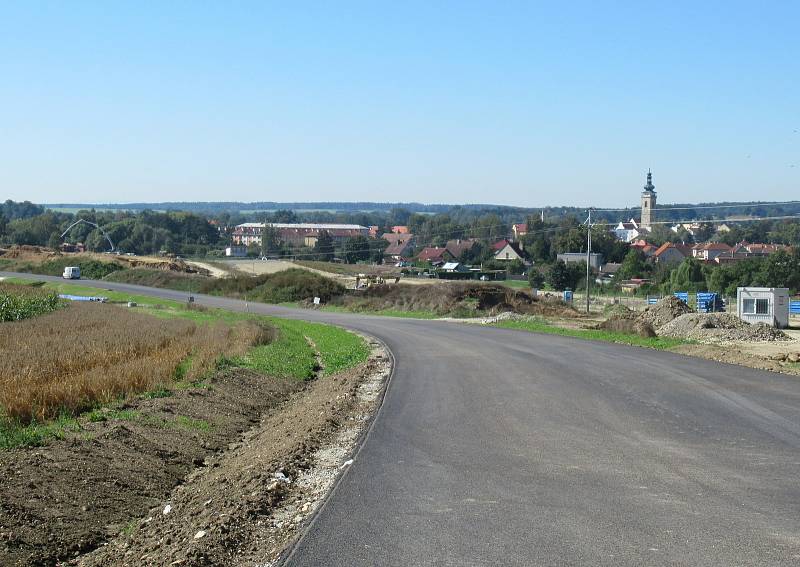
[736, 287, 790, 328]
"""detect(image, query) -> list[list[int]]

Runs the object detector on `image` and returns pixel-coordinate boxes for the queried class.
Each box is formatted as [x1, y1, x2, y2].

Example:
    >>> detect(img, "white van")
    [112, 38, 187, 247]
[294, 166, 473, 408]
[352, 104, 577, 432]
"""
[63, 266, 81, 279]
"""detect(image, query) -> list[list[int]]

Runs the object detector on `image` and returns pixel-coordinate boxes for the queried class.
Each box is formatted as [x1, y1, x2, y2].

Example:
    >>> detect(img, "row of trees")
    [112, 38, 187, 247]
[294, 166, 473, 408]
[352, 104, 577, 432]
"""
[0, 205, 220, 256]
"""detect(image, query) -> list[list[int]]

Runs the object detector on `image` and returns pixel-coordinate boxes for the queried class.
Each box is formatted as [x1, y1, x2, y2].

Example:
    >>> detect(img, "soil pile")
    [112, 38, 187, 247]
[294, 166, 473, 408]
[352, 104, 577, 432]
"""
[659, 312, 790, 343]
[335, 282, 580, 318]
[637, 296, 693, 330]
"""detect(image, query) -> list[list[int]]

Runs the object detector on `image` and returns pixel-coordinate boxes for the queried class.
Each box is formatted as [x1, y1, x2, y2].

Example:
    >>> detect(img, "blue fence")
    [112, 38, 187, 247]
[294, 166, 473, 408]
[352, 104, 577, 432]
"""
[59, 294, 107, 302]
[673, 292, 689, 304]
[791, 300, 800, 315]
[696, 292, 724, 313]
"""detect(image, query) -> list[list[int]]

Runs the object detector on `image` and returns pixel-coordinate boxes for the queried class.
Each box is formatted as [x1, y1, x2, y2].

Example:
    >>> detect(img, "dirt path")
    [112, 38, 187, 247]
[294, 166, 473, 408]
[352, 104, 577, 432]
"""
[186, 261, 229, 278]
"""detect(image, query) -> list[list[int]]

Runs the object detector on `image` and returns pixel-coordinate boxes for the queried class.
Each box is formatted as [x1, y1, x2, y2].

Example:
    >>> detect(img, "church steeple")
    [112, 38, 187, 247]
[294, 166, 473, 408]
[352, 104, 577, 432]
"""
[640, 169, 657, 229]
[643, 169, 656, 193]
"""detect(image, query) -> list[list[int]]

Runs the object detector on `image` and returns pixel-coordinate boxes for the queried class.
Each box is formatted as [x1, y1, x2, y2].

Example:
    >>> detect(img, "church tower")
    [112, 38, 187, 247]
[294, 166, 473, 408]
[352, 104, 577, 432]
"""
[640, 169, 656, 229]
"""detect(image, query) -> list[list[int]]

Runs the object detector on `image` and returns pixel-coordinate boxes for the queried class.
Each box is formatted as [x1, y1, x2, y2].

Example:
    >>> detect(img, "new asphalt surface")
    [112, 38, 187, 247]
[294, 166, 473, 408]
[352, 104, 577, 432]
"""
[4, 273, 800, 566]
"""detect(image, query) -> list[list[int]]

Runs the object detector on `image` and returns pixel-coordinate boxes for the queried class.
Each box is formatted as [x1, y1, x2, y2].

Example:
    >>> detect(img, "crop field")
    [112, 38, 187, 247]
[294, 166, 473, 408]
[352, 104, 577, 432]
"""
[0, 302, 270, 425]
[0, 279, 370, 446]
[0, 282, 62, 321]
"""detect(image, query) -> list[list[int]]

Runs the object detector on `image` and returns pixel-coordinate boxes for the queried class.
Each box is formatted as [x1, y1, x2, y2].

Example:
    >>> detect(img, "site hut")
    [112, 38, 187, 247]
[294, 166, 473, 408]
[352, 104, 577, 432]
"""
[736, 287, 790, 329]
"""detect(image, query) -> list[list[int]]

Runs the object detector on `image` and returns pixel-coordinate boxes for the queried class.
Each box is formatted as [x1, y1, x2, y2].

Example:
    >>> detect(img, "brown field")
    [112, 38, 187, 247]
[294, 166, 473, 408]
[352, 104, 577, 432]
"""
[0, 303, 272, 424]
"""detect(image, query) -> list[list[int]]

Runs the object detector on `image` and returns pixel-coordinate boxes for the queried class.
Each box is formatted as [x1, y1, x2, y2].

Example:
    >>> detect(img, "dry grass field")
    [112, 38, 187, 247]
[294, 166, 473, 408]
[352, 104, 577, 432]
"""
[0, 303, 272, 424]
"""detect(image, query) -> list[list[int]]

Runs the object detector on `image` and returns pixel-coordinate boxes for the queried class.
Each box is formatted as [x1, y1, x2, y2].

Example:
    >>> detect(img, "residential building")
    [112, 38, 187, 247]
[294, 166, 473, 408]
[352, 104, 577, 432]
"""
[391, 226, 410, 234]
[417, 247, 453, 264]
[614, 220, 641, 243]
[512, 223, 528, 240]
[692, 242, 732, 262]
[382, 233, 415, 261]
[445, 238, 480, 260]
[492, 239, 525, 262]
[652, 242, 692, 265]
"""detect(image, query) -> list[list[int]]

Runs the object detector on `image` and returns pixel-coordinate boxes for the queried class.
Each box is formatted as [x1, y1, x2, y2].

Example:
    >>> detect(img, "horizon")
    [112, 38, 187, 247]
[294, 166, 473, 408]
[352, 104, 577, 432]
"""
[2, 2, 798, 206]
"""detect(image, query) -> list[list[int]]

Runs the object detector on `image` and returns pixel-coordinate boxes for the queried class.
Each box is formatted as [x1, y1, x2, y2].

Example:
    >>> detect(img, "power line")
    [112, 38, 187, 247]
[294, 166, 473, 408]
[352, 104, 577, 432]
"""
[229, 213, 800, 261]
[592, 200, 800, 212]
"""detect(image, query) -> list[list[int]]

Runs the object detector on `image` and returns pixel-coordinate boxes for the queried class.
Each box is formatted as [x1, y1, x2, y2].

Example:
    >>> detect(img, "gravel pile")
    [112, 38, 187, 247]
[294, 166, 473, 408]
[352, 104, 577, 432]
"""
[638, 296, 693, 330]
[659, 312, 790, 343]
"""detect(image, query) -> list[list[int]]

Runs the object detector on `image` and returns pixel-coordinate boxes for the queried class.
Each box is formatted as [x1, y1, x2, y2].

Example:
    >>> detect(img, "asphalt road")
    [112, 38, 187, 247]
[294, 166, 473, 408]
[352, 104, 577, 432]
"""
[4, 273, 800, 566]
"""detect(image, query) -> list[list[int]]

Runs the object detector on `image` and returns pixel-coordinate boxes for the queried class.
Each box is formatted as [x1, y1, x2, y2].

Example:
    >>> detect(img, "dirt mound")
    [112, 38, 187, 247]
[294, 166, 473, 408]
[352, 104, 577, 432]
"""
[335, 282, 581, 318]
[659, 312, 790, 343]
[638, 296, 694, 330]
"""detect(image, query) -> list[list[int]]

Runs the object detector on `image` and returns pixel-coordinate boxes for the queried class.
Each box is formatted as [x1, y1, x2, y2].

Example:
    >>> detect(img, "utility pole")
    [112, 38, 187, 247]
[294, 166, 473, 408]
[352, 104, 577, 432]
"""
[585, 208, 592, 314]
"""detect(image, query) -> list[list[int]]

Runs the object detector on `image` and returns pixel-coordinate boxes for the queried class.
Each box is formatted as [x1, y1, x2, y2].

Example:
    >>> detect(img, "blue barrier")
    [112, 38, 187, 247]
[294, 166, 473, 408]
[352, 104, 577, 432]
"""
[647, 296, 659, 305]
[673, 292, 689, 304]
[59, 294, 107, 302]
[696, 292, 724, 313]
[791, 300, 800, 315]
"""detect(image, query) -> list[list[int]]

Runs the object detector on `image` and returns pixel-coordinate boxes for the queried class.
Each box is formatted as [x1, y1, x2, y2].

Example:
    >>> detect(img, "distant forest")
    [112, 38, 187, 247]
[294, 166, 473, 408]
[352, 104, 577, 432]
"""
[43, 200, 800, 223]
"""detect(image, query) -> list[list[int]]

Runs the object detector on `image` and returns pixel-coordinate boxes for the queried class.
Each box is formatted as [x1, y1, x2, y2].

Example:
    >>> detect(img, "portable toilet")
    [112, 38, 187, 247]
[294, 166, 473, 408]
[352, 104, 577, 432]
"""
[736, 287, 790, 328]
[563, 289, 573, 303]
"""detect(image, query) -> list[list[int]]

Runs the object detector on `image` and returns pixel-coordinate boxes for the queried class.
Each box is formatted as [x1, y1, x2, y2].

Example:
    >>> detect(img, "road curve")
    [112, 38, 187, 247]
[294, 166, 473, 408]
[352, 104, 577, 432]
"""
[4, 273, 800, 566]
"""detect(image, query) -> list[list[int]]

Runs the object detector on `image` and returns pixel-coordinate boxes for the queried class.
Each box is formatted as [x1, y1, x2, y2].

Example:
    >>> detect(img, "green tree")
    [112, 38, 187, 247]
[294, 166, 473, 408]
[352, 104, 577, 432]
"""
[528, 269, 545, 289]
[313, 230, 335, 261]
[615, 249, 649, 281]
[547, 260, 582, 291]
[343, 235, 371, 263]
[664, 258, 708, 293]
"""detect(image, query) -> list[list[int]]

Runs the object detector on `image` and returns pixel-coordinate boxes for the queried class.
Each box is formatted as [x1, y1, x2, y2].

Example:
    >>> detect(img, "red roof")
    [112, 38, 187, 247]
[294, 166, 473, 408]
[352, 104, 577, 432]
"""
[491, 239, 512, 251]
[417, 247, 452, 262]
[653, 242, 692, 258]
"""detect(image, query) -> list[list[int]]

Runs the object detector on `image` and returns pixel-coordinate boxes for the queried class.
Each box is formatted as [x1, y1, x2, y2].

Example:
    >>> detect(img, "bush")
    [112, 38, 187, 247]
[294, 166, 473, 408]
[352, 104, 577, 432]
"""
[25, 258, 125, 279]
[201, 268, 345, 303]
[0, 283, 61, 322]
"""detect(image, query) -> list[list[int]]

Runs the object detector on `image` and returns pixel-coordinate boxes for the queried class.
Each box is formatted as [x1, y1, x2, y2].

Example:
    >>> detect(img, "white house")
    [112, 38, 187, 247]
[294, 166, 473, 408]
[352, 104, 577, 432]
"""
[614, 219, 641, 243]
[492, 240, 525, 262]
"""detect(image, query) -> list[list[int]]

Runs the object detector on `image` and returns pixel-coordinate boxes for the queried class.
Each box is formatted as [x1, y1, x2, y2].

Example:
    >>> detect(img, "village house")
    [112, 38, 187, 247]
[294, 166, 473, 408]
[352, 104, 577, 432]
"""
[614, 219, 641, 243]
[417, 247, 453, 265]
[382, 233, 416, 261]
[692, 242, 732, 262]
[629, 239, 658, 257]
[652, 242, 692, 265]
[512, 223, 528, 240]
[445, 238, 480, 260]
[492, 239, 525, 262]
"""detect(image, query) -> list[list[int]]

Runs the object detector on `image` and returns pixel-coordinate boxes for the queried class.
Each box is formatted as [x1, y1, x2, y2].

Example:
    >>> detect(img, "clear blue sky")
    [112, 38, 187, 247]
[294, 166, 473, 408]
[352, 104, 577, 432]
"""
[1, 1, 797, 207]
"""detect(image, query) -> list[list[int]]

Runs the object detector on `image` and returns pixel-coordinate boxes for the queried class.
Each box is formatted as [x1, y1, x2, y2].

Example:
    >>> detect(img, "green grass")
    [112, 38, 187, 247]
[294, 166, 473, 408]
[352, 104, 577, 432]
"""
[498, 279, 531, 289]
[494, 318, 689, 350]
[0, 414, 81, 449]
[174, 415, 211, 431]
[235, 317, 369, 378]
